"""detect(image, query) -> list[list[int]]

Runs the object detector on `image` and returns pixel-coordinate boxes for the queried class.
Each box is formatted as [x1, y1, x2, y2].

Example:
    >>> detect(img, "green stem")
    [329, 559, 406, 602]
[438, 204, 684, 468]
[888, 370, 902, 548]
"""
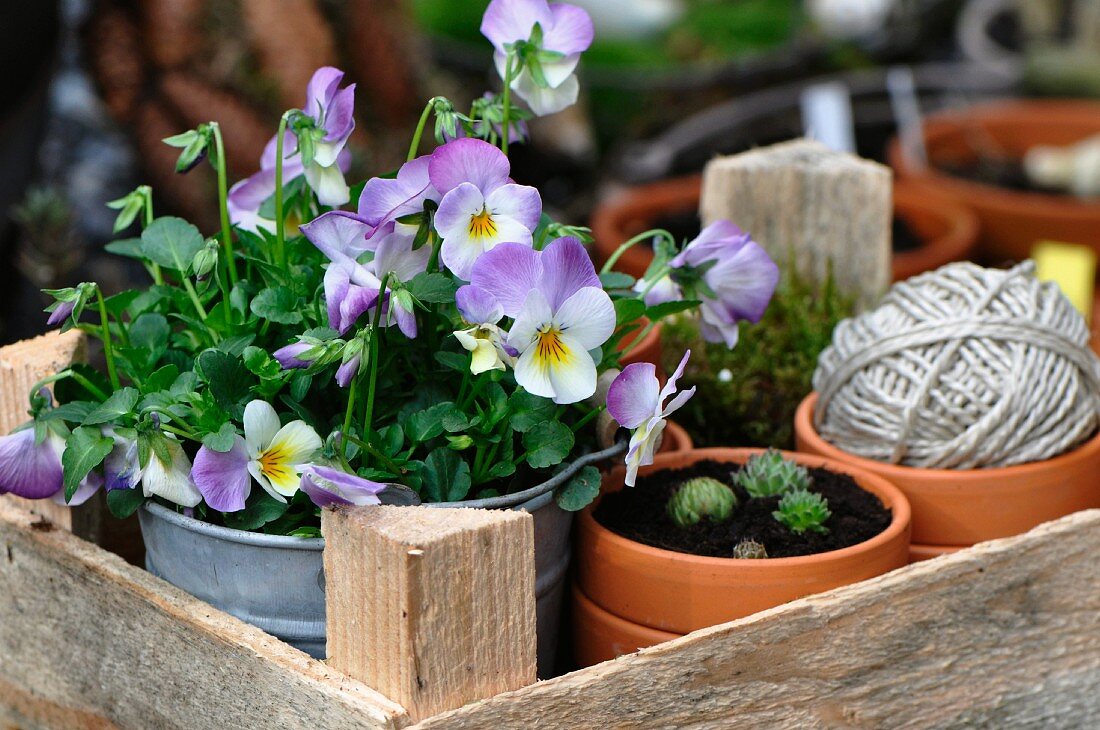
[570, 405, 603, 433]
[341, 368, 360, 445]
[362, 273, 393, 447]
[159, 423, 200, 443]
[95, 288, 120, 390]
[346, 434, 403, 476]
[141, 188, 164, 285]
[601, 229, 675, 275]
[274, 112, 291, 269]
[28, 369, 108, 406]
[501, 52, 517, 156]
[619, 319, 657, 361]
[407, 98, 438, 162]
[180, 274, 209, 324]
[209, 123, 239, 290]
[637, 265, 673, 300]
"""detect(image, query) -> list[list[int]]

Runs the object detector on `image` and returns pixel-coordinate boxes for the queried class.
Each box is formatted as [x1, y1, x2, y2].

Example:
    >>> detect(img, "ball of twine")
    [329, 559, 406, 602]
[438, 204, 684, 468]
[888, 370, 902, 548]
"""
[813, 261, 1100, 469]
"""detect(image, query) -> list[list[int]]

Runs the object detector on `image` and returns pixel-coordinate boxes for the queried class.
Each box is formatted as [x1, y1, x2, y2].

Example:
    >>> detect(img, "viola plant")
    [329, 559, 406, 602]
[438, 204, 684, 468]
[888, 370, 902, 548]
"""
[0, 0, 779, 535]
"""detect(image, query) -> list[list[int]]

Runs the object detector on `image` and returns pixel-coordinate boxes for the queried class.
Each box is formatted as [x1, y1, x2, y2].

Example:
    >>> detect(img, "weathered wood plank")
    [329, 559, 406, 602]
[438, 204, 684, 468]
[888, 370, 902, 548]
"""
[324, 505, 536, 724]
[699, 138, 892, 308]
[0, 499, 410, 730]
[414, 510, 1100, 729]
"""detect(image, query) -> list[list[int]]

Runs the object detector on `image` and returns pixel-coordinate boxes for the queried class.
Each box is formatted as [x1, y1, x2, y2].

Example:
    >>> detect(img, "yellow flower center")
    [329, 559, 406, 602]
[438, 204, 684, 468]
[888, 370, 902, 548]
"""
[259, 445, 292, 482]
[468, 208, 498, 240]
[536, 326, 568, 365]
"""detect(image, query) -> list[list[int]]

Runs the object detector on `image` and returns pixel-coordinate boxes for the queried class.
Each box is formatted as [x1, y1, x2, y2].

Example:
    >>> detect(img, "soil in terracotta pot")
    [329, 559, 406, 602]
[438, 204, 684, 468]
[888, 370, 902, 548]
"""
[595, 460, 891, 558]
[647, 212, 926, 254]
[937, 157, 1063, 195]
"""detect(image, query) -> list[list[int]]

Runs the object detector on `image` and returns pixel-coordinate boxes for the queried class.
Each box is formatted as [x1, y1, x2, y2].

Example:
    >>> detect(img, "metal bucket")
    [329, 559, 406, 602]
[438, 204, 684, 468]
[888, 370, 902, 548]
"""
[139, 491, 574, 674]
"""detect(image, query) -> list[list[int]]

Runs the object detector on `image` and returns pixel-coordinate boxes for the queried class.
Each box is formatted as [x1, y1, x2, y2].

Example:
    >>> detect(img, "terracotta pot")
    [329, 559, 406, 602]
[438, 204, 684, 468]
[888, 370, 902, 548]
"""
[573, 447, 910, 665]
[794, 392, 1100, 548]
[892, 182, 979, 281]
[889, 99, 1100, 262]
[591, 175, 977, 282]
[591, 176, 702, 280]
[908, 543, 961, 563]
[658, 420, 692, 455]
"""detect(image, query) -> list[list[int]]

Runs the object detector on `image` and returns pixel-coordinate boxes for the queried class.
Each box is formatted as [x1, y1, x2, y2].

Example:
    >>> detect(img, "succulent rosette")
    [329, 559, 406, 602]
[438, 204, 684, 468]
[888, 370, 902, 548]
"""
[4, 0, 776, 534]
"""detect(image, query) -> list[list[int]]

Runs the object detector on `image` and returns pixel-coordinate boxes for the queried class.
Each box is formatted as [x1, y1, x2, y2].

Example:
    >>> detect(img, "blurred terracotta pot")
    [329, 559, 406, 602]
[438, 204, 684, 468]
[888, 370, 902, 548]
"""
[794, 393, 1100, 554]
[572, 447, 910, 667]
[591, 175, 977, 282]
[889, 99, 1100, 262]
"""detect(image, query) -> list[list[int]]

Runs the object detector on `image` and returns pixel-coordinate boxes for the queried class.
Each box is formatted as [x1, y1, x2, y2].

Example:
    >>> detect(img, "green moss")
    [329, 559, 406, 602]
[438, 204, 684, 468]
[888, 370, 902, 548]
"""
[660, 267, 853, 449]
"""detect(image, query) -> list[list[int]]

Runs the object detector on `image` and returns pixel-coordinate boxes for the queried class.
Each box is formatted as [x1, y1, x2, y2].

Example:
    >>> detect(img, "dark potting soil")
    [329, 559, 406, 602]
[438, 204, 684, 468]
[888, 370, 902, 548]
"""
[653, 212, 923, 254]
[938, 157, 1065, 195]
[594, 460, 892, 559]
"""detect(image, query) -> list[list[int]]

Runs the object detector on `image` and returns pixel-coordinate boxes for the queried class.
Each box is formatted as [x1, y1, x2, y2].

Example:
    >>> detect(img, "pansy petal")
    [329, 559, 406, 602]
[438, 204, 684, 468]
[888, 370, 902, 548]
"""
[191, 437, 252, 512]
[0, 430, 63, 500]
[607, 363, 661, 429]
[512, 71, 579, 116]
[269, 420, 323, 466]
[301, 464, 385, 507]
[539, 236, 601, 309]
[481, 0, 553, 50]
[506, 288, 553, 354]
[468, 242, 542, 317]
[301, 210, 373, 261]
[484, 215, 534, 251]
[357, 156, 437, 227]
[658, 349, 692, 405]
[554, 286, 615, 350]
[244, 400, 281, 455]
[441, 231, 487, 281]
[545, 5, 594, 55]
[705, 241, 780, 323]
[428, 138, 511, 195]
[56, 471, 103, 507]
[456, 285, 504, 324]
[249, 461, 287, 504]
[435, 183, 488, 242]
[661, 386, 697, 418]
[318, 83, 356, 147]
[304, 162, 351, 207]
[304, 66, 344, 119]
[545, 333, 598, 404]
[372, 223, 431, 282]
[142, 440, 201, 508]
[485, 183, 542, 232]
[513, 347, 555, 400]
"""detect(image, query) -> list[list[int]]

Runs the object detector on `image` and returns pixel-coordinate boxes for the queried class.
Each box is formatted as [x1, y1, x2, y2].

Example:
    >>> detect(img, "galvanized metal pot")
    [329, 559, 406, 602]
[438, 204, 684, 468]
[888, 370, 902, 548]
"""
[139, 473, 594, 673]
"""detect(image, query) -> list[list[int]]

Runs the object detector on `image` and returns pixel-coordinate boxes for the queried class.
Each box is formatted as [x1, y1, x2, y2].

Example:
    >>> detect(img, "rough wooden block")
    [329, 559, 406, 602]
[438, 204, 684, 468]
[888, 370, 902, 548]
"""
[0, 499, 408, 729]
[323, 505, 536, 723]
[415, 510, 1100, 729]
[700, 138, 892, 308]
[0, 330, 89, 535]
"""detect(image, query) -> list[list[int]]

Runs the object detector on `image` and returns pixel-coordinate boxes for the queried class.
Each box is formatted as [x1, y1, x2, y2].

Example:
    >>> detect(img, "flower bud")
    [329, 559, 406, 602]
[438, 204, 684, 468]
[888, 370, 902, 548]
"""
[667, 476, 737, 528]
[447, 435, 474, 451]
[191, 240, 219, 281]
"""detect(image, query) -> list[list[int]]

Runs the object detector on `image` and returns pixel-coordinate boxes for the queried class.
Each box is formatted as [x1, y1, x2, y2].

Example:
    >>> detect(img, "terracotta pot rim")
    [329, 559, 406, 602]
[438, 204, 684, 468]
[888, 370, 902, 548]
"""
[795, 392, 1100, 484]
[579, 446, 911, 570]
[888, 99, 1100, 215]
[891, 182, 979, 280]
[571, 581, 681, 643]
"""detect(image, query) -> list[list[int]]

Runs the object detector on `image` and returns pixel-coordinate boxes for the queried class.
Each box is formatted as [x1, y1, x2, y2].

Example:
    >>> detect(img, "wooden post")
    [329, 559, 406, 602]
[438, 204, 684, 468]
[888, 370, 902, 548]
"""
[0, 330, 95, 537]
[699, 138, 892, 308]
[322, 505, 537, 723]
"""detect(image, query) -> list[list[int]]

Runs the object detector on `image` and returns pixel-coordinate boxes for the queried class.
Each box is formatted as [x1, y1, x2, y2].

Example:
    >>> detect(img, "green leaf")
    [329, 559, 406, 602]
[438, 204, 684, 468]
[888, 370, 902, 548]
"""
[407, 402, 454, 442]
[145, 364, 180, 392]
[222, 491, 290, 530]
[420, 448, 471, 502]
[106, 487, 145, 519]
[53, 364, 111, 405]
[103, 290, 140, 317]
[435, 351, 469, 372]
[407, 272, 458, 304]
[289, 371, 312, 402]
[508, 390, 557, 433]
[40, 401, 95, 423]
[196, 349, 253, 414]
[251, 287, 303, 325]
[600, 272, 636, 290]
[62, 426, 113, 499]
[645, 299, 700, 321]
[105, 238, 145, 259]
[243, 346, 283, 380]
[522, 420, 574, 469]
[202, 421, 239, 452]
[614, 298, 646, 326]
[488, 460, 516, 480]
[555, 465, 601, 511]
[83, 388, 139, 425]
[140, 217, 204, 271]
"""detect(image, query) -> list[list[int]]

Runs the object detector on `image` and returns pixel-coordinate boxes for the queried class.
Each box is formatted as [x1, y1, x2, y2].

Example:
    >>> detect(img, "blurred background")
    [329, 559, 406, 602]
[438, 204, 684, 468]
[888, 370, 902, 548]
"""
[4, 0, 1100, 345]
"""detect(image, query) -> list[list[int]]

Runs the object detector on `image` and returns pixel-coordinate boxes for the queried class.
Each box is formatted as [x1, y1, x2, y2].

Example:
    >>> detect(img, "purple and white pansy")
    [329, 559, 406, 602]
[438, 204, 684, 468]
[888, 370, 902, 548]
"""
[481, 0, 594, 116]
[430, 138, 542, 280]
[461, 237, 615, 404]
[357, 155, 440, 234]
[228, 67, 356, 232]
[636, 221, 780, 348]
[607, 350, 697, 487]
[453, 285, 516, 374]
[299, 464, 387, 507]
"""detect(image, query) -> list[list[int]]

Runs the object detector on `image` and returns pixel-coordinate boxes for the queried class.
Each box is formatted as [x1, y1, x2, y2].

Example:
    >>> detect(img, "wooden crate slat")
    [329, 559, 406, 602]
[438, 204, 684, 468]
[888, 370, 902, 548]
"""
[412, 510, 1100, 728]
[0, 499, 410, 730]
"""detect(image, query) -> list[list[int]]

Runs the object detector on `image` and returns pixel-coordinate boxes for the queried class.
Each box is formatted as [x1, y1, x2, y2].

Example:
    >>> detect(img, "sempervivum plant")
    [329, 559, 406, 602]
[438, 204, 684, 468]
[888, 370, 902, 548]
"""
[735, 448, 812, 498]
[0, 0, 779, 533]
